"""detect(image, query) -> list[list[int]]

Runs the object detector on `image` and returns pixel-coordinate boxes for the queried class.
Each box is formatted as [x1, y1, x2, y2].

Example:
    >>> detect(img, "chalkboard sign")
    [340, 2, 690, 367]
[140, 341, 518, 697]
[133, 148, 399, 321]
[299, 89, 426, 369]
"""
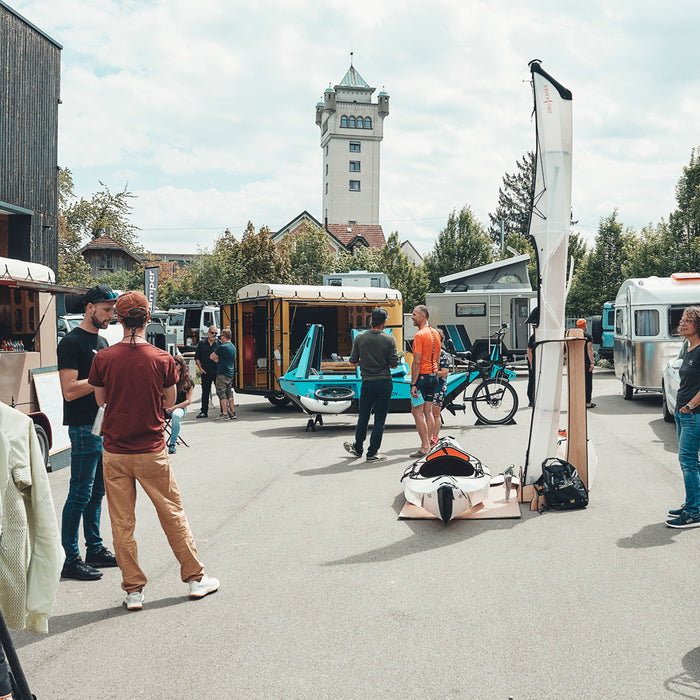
[31, 366, 71, 471]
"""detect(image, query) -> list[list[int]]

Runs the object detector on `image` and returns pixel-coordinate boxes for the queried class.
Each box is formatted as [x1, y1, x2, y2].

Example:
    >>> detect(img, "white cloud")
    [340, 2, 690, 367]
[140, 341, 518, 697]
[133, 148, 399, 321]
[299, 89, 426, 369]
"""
[12, 0, 700, 256]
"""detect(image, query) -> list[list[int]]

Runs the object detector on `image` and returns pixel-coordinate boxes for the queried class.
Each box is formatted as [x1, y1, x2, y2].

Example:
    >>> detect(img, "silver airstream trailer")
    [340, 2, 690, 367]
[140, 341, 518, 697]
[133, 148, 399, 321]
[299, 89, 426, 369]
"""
[614, 273, 700, 399]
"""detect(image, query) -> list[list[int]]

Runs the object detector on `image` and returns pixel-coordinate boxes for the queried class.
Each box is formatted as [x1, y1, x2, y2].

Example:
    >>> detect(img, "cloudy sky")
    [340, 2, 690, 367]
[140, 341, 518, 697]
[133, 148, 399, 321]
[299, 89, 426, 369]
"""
[11, 0, 700, 255]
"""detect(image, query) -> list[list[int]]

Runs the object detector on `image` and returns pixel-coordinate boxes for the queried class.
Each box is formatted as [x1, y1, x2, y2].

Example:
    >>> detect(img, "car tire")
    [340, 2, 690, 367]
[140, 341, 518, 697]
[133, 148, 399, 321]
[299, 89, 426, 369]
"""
[621, 374, 633, 400]
[661, 382, 674, 423]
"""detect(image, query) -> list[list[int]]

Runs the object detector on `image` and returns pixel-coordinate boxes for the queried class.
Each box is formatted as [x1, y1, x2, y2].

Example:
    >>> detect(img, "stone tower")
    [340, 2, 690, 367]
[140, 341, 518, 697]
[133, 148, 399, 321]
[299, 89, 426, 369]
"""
[315, 60, 390, 227]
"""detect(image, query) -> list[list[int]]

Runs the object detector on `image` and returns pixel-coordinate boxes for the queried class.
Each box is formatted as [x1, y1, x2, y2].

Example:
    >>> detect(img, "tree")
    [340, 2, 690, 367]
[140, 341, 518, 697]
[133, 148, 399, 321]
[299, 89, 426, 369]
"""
[664, 147, 700, 272]
[238, 222, 290, 285]
[621, 221, 670, 279]
[488, 151, 535, 246]
[280, 222, 334, 284]
[423, 206, 494, 293]
[57, 168, 92, 286]
[332, 246, 383, 274]
[567, 211, 632, 316]
[378, 232, 429, 311]
[63, 181, 141, 252]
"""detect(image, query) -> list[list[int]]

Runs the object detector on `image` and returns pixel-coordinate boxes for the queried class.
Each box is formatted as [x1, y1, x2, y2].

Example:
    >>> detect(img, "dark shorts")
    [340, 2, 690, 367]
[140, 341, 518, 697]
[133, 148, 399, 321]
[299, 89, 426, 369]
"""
[433, 380, 447, 407]
[215, 374, 234, 399]
[415, 373, 438, 403]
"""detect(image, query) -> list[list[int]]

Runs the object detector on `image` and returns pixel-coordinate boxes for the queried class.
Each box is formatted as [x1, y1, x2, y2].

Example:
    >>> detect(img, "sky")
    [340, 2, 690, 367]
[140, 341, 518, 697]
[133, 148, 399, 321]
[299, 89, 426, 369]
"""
[10, 0, 700, 256]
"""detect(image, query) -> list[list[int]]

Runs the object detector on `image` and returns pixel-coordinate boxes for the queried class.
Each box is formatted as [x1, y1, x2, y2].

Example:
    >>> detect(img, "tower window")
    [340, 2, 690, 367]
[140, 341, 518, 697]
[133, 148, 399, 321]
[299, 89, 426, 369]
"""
[349, 180, 360, 191]
[349, 142, 361, 152]
[325, 164, 328, 175]
[349, 161, 360, 172]
[364, 117, 371, 128]
[349, 116, 356, 128]
[340, 116, 348, 127]
[325, 183, 328, 194]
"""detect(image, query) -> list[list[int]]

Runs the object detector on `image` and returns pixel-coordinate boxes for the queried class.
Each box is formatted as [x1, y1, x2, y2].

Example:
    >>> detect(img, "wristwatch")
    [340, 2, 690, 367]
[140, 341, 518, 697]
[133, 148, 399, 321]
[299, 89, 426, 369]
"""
[686, 404, 693, 411]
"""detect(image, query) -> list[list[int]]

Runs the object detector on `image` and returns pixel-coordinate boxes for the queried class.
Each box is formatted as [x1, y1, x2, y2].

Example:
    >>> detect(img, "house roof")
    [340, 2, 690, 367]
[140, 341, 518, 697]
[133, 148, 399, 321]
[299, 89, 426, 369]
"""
[339, 65, 369, 88]
[80, 234, 144, 261]
[326, 224, 386, 249]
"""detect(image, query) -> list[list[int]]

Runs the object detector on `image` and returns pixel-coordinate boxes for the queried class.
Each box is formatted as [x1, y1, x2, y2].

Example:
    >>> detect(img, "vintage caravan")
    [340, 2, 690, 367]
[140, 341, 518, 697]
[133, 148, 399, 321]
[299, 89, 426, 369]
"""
[420, 255, 536, 360]
[0, 256, 78, 467]
[614, 273, 700, 398]
[221, 283, 403, 406]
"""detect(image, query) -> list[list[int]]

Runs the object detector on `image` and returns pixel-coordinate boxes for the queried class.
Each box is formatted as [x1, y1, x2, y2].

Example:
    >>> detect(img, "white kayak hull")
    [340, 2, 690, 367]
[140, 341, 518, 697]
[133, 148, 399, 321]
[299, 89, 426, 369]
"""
[299, 396, 352, 414]
[402, 436, 492, 523]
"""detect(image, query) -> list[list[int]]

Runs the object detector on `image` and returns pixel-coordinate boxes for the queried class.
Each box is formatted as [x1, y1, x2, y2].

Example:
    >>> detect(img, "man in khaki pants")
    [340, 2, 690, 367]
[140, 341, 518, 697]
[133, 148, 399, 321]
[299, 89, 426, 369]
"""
[89, 290, 219, 610]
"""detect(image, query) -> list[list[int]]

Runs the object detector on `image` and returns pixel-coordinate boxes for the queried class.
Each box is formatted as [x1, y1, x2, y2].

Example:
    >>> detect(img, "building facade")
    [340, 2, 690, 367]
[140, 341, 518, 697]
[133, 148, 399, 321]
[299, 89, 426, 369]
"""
[0, 1, 61, 271]
[315, 62, 389, 229]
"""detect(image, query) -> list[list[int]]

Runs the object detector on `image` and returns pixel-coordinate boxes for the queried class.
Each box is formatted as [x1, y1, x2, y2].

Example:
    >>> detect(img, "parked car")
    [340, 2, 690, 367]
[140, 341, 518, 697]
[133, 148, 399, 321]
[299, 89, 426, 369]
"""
[661, 339, 688, 422]
[57, 314, 122, 345]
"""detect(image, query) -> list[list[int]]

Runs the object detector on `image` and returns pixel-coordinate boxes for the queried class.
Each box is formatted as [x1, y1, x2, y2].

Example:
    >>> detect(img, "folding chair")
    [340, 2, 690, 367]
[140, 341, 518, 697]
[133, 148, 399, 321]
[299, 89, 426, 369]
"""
[164, 415, 189, 448]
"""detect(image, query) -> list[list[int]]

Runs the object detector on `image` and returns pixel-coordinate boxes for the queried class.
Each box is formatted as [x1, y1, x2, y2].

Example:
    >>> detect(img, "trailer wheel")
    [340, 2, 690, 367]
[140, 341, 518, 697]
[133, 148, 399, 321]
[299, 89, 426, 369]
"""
[35, 424, 50, 467]
[621, 374, 633, 400]
[314, 386, 355, 401]
[268, 392, 291, 408]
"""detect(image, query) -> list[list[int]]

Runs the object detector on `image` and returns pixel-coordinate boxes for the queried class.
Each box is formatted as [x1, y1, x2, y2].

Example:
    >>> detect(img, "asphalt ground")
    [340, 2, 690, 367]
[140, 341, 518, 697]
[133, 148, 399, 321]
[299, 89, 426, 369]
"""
[9, 368, 700, 700]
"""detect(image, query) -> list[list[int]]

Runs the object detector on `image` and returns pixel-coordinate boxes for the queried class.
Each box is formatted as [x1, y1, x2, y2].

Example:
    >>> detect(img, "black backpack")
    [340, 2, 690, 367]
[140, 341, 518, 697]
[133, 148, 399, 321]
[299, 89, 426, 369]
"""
[536, 458, 588, 510]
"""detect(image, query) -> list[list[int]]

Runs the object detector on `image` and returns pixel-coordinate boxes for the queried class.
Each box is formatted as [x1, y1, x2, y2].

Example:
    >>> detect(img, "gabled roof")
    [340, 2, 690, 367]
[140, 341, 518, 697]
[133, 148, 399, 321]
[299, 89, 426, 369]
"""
[325, 224, 386, 249]
[80, 234, 144, 262]
[339, 65, 369, 88]
[270, 211, 324, 243]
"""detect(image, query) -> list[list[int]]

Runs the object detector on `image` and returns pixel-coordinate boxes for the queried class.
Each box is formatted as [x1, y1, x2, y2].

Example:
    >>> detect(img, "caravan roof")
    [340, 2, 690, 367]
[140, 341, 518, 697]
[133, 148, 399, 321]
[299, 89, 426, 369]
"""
[615, 276, 700, 306]
[237, 283, 401, 302]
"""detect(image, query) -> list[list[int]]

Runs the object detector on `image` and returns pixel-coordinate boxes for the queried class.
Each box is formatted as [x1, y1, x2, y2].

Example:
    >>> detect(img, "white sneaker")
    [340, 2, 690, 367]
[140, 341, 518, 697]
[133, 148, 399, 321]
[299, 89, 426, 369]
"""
[188, 575, 220, 599]
[124, 590, 144, 611]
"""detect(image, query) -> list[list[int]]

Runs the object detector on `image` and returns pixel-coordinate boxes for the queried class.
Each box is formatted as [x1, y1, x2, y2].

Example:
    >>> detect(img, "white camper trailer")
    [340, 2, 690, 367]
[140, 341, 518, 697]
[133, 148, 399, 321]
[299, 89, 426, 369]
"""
[415, 255, 536, 360]
[614, 273, 700, 399]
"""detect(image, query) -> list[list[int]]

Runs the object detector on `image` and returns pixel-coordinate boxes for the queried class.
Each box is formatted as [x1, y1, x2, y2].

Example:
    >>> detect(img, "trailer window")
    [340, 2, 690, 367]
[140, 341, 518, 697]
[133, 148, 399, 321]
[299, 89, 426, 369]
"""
[615, 308, 624, 335]
[634, 309, 659, 337]
[455, 303, 486, 317]
[669, 306, 688, 336]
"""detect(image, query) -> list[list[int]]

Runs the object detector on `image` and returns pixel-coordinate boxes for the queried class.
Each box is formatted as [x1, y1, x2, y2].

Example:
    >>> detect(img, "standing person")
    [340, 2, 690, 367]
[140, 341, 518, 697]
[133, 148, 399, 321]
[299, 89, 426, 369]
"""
[666, 306, 700, 529]
[88, 291, 219, 610]
[57, 284, 119, 581]
[211, 329, 237, 420]
[430, 328, 452, 447]
[194, 325, 220, 418]
[165, 355, 194, 454]
[343, 307, 399, 462]
[576, 318, 596, 408]
[409, 305, 440, 458]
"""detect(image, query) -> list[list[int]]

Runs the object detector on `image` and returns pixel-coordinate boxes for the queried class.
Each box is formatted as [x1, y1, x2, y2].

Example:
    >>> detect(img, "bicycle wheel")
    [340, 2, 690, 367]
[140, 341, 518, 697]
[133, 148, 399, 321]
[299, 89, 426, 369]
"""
[471, 377, 518, 425]
[314, 386, 355, 401]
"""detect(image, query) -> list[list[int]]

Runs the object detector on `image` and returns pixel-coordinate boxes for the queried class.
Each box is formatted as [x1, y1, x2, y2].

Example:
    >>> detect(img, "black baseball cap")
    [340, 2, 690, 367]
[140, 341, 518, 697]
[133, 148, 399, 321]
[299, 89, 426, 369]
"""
[83, 284, 118, 306]
[371, 307, 388, 324]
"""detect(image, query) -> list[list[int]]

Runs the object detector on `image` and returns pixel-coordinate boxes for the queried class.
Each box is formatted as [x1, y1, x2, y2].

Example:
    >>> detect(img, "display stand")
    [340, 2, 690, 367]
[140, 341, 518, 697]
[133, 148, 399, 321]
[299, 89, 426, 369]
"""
[520, 328, 588, 510]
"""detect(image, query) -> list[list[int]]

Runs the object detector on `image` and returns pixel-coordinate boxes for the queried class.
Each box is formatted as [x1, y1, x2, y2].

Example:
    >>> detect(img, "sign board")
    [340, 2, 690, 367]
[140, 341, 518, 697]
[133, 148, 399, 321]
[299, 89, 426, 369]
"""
[31, 366, 71, 471]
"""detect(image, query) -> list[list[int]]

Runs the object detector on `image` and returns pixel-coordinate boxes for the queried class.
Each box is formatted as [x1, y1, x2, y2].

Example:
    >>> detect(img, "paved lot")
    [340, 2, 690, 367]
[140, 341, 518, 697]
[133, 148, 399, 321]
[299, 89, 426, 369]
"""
[10, 368, 700, 699]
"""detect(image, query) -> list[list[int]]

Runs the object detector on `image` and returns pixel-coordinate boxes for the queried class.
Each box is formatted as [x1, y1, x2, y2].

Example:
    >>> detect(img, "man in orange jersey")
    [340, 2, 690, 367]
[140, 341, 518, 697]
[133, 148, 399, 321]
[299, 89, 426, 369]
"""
[409, 305, 441, 457]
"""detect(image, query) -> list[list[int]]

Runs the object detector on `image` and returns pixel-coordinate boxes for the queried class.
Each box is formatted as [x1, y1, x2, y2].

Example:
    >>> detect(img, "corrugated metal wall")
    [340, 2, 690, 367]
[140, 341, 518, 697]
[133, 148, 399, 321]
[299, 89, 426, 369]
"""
[0, 3, 61, 271]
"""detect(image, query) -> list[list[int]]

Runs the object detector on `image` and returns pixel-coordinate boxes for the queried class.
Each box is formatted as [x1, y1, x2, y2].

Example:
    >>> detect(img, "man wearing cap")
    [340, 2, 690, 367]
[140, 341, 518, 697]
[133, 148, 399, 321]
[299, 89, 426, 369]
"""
[58, 284, 119, 581]
[194, 325, 220, 418]
[576, 318, 596, 408]
[89, 291, 219, 610]
[343, 307, 399, 462]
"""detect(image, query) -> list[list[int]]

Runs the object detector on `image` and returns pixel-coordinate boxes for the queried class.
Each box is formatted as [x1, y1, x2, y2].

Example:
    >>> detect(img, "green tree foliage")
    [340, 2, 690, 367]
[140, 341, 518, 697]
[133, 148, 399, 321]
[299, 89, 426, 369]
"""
[57, 169, 92, 286]
[621, 221, 670, 279]
[665, 147, 700, 272]
[567, 211, 632, 316]
[332, 246, 383, 274]
[378, 232, 429, 310]
[63, 180, 141, 252]
[488, 151, 535, 246]
[280, 222, 334, 284]
[238, 221, 290, 285]
[423, 206, 494, 293]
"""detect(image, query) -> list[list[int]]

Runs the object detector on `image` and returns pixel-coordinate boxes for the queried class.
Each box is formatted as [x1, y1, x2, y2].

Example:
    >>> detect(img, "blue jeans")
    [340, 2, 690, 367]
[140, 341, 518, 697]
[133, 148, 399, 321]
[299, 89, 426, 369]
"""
[354, 379, 392, 458]
[61, 426, 105, 561]
[169, 407, 186, 446]
[674, 412, 700, 516]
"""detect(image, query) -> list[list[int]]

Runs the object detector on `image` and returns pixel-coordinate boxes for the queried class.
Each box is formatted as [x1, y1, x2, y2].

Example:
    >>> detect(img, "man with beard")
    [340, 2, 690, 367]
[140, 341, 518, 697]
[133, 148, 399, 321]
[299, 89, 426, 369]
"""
[58, 284, 119, 581]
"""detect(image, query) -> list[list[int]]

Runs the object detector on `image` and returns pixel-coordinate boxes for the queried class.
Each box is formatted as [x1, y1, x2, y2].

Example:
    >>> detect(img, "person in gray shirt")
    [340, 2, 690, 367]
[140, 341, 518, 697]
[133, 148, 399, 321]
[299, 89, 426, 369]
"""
[343, 307, 399, 462]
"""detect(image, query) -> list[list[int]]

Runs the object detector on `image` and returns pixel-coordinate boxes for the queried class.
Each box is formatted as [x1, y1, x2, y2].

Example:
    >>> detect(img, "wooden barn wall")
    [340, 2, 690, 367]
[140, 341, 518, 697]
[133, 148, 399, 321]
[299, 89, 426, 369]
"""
[0, 6, 61, 272]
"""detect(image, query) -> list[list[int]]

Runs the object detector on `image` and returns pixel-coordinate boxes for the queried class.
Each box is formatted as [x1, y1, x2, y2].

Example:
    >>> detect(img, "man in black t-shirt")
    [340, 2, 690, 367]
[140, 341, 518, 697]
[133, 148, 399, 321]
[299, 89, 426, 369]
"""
[57, 284, 119, 581]
[194, 325, 221, 418]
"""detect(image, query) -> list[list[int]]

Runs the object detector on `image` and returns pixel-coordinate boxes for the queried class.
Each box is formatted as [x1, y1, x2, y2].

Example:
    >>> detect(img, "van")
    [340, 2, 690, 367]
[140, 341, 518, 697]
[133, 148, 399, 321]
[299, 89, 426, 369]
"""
[221, 283, 403, 406]
[166, 301, 220, 351]
[614, 273, 700, 398]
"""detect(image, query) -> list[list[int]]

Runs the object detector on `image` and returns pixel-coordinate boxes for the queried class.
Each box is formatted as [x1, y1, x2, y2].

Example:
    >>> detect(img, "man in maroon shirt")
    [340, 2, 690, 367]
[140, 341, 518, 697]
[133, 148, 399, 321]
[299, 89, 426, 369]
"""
[89, 291, 219, 611]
